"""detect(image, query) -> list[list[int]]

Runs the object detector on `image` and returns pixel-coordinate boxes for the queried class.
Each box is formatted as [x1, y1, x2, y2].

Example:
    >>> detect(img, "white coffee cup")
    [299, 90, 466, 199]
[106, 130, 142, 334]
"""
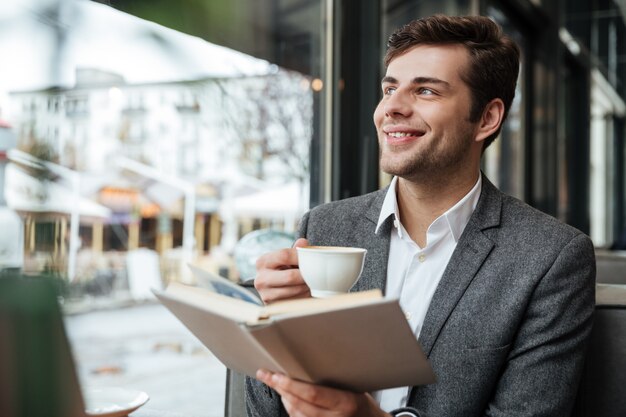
[296, 246, 367, 298]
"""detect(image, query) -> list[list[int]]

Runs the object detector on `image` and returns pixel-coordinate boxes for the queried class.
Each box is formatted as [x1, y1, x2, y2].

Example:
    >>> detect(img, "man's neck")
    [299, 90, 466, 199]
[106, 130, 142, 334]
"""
[396, 172, 480, 247]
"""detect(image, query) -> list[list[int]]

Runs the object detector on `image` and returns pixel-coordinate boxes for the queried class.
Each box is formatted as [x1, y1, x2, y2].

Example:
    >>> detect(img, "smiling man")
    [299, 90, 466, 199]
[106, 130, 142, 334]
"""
[246, 14, 595, 417]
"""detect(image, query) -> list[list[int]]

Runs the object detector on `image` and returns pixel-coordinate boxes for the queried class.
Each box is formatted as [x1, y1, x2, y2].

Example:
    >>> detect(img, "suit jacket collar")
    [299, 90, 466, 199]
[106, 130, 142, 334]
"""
[365, 185, 388, 225]
[357, 173, 501, 311]
[418, 174, 501, 355]
[352, 187, 392, 293]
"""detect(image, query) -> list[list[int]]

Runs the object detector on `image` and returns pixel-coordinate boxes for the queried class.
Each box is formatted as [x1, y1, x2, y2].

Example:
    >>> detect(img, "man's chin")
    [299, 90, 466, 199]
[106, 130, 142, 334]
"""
[380, 158, 426, 178]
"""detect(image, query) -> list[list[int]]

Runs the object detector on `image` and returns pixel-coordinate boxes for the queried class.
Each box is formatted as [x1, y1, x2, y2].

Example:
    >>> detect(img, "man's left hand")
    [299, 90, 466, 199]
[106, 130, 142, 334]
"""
[256, 369, 391, 417]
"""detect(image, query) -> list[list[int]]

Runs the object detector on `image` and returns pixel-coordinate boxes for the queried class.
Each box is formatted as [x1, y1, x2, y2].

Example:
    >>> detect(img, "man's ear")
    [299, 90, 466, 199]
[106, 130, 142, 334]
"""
[475, 98, 505, 143]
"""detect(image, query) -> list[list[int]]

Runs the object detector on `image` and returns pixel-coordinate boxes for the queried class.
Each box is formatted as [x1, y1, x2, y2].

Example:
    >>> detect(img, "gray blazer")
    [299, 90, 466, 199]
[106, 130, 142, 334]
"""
[245, 175, 596, 417]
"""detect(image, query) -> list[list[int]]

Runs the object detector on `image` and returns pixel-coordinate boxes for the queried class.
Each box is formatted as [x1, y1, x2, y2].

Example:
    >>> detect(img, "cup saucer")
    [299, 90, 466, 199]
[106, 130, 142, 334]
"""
[84, 387, 149, 417]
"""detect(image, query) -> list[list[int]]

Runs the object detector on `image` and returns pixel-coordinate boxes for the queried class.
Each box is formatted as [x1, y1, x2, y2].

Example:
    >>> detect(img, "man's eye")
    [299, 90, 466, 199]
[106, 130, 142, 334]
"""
[418, 87, 435, 95]
[384, 87, 396, 95]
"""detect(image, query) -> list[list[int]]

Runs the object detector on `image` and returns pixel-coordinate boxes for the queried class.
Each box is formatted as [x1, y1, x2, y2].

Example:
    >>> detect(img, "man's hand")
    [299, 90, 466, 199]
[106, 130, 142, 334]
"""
[256, 370, 391, 417]
[254, 238, 311, 304]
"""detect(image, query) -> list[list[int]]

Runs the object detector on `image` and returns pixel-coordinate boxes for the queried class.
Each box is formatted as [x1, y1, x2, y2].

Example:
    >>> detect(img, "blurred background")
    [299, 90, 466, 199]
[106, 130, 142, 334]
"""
[0, 0, 625, 416]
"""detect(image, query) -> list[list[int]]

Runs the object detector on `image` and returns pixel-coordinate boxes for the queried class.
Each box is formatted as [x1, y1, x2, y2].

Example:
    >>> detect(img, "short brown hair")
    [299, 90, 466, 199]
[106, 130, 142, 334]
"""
[385, 14, 520, 149]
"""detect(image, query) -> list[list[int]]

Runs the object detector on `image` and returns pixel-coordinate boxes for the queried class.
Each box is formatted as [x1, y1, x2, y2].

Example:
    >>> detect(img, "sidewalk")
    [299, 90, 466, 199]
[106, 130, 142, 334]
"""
[64, 302, 227, 417]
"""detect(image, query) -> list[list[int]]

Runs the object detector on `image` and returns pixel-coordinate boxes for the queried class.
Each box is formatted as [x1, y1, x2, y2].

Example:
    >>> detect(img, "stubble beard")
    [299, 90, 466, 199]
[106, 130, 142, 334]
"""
[379, 129, 475, 184]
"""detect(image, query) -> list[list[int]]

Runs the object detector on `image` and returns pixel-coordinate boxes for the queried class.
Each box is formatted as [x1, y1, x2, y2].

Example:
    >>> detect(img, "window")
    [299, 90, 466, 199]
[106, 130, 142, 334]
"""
[0, 0, 323, 414]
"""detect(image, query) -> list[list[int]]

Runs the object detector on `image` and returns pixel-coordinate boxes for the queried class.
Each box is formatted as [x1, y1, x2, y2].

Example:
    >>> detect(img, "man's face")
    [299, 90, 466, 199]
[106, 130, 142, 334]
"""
[373, 44, 481, 182]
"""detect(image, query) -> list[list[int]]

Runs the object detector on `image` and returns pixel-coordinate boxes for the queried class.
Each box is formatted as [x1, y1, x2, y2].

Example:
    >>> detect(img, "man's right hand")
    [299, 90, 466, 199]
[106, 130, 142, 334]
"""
[254, 238, 312, 304]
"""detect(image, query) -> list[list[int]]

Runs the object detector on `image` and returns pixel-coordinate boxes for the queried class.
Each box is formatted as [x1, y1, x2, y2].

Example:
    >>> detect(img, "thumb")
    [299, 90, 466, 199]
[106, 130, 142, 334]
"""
[293, 238, 309, 248]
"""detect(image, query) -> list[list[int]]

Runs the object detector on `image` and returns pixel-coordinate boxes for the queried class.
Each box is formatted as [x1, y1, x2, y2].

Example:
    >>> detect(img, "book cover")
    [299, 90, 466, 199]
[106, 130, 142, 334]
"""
[154, 265, 436, 392]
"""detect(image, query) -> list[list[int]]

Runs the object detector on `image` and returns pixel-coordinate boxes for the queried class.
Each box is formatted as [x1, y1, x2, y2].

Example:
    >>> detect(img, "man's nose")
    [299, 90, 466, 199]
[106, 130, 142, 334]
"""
[384, 91, 413, 117]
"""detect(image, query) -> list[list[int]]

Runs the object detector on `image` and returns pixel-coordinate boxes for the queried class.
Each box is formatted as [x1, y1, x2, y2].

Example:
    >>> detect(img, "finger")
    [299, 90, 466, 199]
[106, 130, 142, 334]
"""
[293, 238, 310, 248]
[259, 284, 311, 304]
[255, 262, 309, 303]
[256, 371, 307, 412]
[256, 267, 305, 288]
[256, 246, 300, 271]
[259, 371, 349, 411]
[255, 238, 310, 271]
[257, 371, 382, 417]
[280, 390, 323, 417]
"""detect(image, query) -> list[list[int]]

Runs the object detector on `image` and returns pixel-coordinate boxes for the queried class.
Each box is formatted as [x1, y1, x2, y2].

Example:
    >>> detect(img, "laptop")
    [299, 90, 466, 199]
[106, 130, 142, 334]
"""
[0, 275, 86, 417]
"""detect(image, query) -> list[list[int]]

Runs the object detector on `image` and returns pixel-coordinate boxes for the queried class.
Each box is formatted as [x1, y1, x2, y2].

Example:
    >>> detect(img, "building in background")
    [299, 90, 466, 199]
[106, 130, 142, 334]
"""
[0, 120, 24, 274]
[1, 0, 313, 287]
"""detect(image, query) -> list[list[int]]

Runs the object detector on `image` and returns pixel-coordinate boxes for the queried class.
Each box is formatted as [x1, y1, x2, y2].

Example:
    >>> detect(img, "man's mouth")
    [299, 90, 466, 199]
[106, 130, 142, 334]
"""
[383, 128, 426, 143]
[387, 131, 421, 138]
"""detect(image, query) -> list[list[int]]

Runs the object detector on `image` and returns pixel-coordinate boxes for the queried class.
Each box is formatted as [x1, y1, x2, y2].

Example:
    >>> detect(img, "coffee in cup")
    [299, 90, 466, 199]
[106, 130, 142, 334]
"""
[296, 246, 367, 298]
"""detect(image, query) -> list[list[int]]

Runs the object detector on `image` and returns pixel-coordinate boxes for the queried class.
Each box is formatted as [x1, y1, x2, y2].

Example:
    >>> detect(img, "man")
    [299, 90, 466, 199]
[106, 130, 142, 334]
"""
[246, 14, 595, 417]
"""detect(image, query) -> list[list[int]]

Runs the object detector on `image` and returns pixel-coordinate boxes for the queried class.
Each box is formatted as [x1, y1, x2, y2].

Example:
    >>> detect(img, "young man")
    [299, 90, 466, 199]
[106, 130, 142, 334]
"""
[246, 14, 595, 417]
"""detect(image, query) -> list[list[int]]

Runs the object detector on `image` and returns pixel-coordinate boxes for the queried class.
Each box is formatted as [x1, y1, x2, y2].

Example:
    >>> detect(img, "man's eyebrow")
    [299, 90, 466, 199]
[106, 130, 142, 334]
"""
[381, 75, 450, 88]
[412, 76, 450, 87]
[381, 76, 398, 84]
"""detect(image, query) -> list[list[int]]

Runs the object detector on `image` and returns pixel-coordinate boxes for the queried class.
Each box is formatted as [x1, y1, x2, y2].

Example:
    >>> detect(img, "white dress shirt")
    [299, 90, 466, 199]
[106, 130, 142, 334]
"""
[371, 175, 482, 412]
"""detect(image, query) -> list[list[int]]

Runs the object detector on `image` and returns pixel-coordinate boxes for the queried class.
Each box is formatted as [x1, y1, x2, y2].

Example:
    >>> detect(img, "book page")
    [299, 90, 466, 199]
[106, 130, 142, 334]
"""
[187, 264, 262, 305]
[159, 282, 262, 323]
[259, 289, 383, 319]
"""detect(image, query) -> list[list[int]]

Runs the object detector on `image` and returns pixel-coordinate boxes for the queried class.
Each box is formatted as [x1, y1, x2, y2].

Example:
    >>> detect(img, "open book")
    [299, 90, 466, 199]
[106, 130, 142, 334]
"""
[153, 264, 435, 392]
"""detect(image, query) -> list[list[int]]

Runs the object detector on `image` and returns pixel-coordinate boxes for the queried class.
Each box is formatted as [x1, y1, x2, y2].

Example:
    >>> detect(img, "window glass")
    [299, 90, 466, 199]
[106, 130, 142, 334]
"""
[0, 0, 321, 414]
[381, 0, 470, 38]
[482, 4, 527, 201]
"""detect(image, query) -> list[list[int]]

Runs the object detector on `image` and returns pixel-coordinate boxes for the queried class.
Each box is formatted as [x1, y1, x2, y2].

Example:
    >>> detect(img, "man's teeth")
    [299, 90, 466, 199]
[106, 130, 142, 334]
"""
[388, 132, 416, 137]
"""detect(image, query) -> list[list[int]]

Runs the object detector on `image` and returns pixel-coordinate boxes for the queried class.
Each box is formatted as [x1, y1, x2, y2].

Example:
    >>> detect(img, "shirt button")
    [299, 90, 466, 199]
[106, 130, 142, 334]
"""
[405, 311, 412, 320]
[393, 219, 399, 229]
[418, 254, 426, 263]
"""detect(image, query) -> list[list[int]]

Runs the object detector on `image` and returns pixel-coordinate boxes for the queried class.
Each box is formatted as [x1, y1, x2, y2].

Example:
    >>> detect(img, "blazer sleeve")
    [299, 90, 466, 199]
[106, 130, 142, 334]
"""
[245, 376, 287, 417]
[484, 233, 595, 416]
[244, 211, 313, 417]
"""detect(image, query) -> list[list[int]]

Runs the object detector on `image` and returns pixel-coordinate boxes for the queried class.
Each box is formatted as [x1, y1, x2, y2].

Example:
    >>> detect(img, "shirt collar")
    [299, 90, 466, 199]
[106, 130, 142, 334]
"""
[375, 175, 482, 242]
[376, 176, 400, 235]
[443, 175, 482, 241]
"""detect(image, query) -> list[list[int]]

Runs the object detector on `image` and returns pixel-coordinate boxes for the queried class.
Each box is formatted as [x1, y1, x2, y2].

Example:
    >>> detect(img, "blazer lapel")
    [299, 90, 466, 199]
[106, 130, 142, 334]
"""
[352, 188, 391, 294]
[418, 176, 502, 356]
